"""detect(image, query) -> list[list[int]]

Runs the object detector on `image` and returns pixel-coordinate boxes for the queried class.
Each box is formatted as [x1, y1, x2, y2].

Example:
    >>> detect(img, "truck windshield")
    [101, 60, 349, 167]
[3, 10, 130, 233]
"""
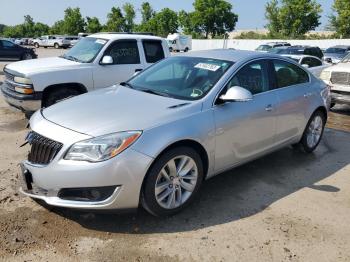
[61, 37, 107, 63]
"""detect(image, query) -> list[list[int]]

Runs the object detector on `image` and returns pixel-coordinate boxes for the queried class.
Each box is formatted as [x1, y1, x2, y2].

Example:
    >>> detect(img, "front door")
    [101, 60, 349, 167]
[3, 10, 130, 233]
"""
[93, 39, 144, 88]
[213, 59, 278, 172]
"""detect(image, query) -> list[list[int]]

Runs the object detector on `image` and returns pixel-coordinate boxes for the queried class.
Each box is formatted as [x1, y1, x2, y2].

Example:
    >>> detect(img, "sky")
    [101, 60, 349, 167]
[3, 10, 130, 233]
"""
[0, 0, 334, 30]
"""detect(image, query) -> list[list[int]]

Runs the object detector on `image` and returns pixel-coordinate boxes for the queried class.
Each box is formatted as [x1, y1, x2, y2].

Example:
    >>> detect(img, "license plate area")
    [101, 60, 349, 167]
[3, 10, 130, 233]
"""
[19, 164, 33, 191]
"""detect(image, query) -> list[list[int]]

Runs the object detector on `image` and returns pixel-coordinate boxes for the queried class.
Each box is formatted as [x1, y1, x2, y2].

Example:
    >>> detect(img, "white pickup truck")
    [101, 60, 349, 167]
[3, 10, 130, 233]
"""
[32, 35, 71, 49]
[320, 53, 350, 108]
[1, 33, 170, 117]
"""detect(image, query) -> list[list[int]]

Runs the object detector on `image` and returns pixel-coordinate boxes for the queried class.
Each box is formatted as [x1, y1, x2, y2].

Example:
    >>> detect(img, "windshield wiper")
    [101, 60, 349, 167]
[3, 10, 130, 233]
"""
[138, 88, 172, 98]
[120, 82, 134, 89]
[60, 55, 81, 63]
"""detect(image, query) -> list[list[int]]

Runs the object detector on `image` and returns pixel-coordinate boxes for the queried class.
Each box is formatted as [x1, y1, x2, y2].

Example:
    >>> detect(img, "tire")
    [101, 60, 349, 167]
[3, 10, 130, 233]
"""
[44, 88, 81, 107]
[34, 43, 39, 48]
[169, 47, 173, 52]
[330, 102, 336, 109]
[141, 146, 204, 217]
[54, 43, 59, 49]
[299, 110, 326, 153]
[184, 47, 189, 52]
[22, 53, 33, 60]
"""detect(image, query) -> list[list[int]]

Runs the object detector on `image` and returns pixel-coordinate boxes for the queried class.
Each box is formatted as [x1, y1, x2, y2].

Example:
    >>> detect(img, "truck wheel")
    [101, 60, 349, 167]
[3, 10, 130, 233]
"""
[54, 43, 59, 49]
[330, 102, 336, 109]
[44, 88, 81, 107]
[169, 47, 173, 52]
[34, 43, 39, 48]
[184, 47, 189, 52]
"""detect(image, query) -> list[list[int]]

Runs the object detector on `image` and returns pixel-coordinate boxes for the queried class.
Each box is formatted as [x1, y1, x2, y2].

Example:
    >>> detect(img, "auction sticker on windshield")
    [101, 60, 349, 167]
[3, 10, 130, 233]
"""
[195, 63, 221, 71]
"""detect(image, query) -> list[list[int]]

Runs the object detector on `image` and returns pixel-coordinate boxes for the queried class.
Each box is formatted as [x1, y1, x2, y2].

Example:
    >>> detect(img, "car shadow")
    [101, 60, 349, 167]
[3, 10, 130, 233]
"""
[51, 128, 349, 234]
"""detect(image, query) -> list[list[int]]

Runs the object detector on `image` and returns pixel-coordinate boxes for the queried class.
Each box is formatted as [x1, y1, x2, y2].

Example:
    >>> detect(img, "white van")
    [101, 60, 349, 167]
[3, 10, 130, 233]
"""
[167, 33, 192, 52]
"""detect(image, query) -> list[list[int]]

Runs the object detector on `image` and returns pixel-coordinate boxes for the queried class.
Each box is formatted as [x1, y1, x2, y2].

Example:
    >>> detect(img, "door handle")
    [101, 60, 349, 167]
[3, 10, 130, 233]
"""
[265, 104, 273, 112]
[304, 93, 312, 98]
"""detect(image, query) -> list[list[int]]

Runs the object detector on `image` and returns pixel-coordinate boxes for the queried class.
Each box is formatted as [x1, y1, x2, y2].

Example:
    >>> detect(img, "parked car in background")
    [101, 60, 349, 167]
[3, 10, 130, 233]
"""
[255, 42, 291, 52]
[0, 39, 37, 61]
[282, 55, 330, 77]
[323, 45, 350, 64]
[18, 50, 330, 216]
[320, 53, 350, 108]
[167, 33, 192, 52]
[32, 35, 71, 49]
[276, 46, 324, 60]
[65, 36, 80, 47]
[1, 33, 170, 117]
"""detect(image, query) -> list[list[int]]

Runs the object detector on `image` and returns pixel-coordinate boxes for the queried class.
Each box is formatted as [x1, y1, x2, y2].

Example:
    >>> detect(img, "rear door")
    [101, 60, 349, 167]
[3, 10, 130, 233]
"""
[92, 39, 145, 88]
[271, 59, 312, 144]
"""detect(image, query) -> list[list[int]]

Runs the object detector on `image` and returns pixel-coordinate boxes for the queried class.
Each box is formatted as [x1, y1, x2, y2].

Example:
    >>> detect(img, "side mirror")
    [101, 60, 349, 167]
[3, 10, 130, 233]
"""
[302, 64, 310, 68]
[100, 55, 113, 65]
[219, 86, 253, 102]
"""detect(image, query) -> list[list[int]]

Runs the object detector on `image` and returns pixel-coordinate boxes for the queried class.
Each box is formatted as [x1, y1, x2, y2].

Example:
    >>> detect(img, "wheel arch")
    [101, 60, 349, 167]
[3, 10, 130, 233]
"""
[140, 139, 210, 193]
[42, 83, 88, 107]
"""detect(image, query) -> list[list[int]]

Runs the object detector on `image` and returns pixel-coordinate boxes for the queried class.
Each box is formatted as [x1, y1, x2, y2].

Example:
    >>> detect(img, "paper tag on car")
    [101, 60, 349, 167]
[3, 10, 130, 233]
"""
[195, 63, 221, 71]
[96, 39, 107, 45]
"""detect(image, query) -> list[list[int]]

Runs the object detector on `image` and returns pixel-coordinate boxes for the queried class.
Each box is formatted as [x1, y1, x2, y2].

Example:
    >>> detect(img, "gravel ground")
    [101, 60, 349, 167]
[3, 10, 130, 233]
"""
[0, 49, 350, 262]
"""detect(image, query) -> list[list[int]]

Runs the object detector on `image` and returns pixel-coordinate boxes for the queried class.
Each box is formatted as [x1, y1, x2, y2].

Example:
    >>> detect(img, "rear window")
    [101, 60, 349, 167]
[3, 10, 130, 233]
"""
[142, 40, 165, 63]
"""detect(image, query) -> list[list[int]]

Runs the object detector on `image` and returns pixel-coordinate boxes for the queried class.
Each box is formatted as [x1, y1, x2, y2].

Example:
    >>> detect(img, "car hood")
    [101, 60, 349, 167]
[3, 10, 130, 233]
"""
[41, 85, 201, 137]
[324, 62, 350, 72]
[5, 57, 80, 76]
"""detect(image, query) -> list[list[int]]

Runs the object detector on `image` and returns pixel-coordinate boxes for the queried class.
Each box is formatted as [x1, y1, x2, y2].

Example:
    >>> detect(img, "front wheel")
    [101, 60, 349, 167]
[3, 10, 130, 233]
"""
[141, 147, 204, 216]
[54, 43, 59, 49]
[22, 53, 33, 60]
[34, 43, 39, 48]
[300, 111, 326, 153]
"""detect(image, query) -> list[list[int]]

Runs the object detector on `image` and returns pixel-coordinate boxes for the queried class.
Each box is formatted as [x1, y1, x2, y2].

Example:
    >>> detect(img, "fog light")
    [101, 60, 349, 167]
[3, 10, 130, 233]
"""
[57, 186, 117, 202]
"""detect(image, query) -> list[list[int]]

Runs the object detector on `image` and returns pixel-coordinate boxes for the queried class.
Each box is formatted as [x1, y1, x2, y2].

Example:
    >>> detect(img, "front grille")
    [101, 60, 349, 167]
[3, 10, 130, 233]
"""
[26, 131, 63, 165]
[331, 72, 350, 86]
[4, 71, 16, 91]
[4, 71, 14, 82]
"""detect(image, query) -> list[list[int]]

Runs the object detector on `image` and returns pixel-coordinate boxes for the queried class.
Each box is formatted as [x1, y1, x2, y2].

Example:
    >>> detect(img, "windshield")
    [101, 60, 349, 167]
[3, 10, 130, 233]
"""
[61, 37, 107, 63]
[341, 53, 350, 63]
[325, 48, 346, 54]
[128, 56, 233, 100]
[256, 45, 272, 51]
[278, 48, 304, 55]
[269, 48, 286, 54]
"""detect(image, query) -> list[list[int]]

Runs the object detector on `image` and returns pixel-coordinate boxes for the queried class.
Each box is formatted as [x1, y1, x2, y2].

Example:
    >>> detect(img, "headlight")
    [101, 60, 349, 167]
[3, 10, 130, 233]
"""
[320, 71, 331, 81]
[14, 76, 33, 85]
[64, 131, 142, 162]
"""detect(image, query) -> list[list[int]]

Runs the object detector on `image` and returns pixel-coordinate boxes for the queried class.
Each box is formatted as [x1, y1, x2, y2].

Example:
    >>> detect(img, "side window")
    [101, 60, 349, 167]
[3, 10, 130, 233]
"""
[105, 40, 140, 65]
[307, 57, 322, 67]
[142, 40, 165, 63]
[227, 60, 270, 95]
[273, 60, 309, 88]
[2, 40, 15, 48]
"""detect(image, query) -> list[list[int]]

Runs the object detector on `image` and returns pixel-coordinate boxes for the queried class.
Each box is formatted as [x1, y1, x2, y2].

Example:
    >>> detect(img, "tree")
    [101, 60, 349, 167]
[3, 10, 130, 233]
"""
[141, 2, 155, 24]
[189, 0, 238, 38]
[153, 8, 178, 36]
[62, 7, 86, 35]
[105, 7, 125, 32]
[33, 22, 50, 37]
[123, 3, 136, 32]
[50, 20, 65, 34]
[23, 15, 35, 36]
[329, 0, 350, 38]
[86, 17, 102, 33]
[0, 24, 7, 36]
[265, 0, 322, 38]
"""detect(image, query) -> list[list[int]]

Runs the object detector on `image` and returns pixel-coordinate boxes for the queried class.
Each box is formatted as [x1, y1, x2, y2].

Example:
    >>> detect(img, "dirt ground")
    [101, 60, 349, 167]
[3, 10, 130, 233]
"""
[1, 50, 350, 262]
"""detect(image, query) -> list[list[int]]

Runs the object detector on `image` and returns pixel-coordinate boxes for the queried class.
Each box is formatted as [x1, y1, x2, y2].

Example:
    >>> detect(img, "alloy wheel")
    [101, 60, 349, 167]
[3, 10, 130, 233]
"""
[306, 115, 323, 148]
[155, 155, 198, 209]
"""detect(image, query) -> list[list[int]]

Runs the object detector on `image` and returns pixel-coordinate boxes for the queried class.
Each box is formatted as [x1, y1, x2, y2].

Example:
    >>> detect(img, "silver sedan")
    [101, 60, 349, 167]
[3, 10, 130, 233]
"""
[19, 50, 330, 216]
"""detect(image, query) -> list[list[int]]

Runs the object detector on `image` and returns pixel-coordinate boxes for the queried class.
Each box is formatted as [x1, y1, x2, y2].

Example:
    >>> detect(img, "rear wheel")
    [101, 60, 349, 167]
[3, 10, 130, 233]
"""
[34, 43, 39, 48]
[141, 147, 204, 216]
[184, 47, 189, 52]
[54, 43, 59, 49]
[300, 111, 326, 153]
[44, 88, 81, 107]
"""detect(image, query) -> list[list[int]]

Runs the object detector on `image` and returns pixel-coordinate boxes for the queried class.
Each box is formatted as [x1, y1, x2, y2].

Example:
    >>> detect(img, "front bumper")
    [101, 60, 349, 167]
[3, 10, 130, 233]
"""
[19, 113, 154, 210]
[1, 82, 42, 112]
[331, 90, 350, 105]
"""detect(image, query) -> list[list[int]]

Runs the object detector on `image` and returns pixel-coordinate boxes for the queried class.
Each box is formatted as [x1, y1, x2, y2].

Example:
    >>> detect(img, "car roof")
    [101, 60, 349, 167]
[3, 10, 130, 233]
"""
[88, 33, 164, 41]
[176, 49, 282, 63]
[281, 54, 321, 60]
[327, 45, 350, 49]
